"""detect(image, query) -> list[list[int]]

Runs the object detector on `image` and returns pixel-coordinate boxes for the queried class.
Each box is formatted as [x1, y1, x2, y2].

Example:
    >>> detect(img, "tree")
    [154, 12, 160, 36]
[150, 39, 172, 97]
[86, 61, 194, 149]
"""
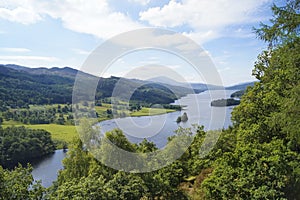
[99, 129, 140, 171]
[137, 139, 157, 153]
[57, 139, 92, 184]
[202, 140, 300, 199]
[200, 1, 300, 199]
[49, 174, 107, 199]
[105, 172, 148, 200]
[254, 0, 300, 47]
[0, 164, 44, 199]
[0, 126, 55, 168]
[176, 116, 181, 123]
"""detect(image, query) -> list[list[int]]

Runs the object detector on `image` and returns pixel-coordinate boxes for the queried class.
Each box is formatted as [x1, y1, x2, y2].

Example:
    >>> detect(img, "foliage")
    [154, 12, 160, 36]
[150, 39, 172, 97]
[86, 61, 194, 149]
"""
[230, 90, 245, 98]
[176, 116, 181, 123]
[2, 104, 73, 125]
[254, 0, 300, 47]
[46, 128, 195, 199]
[210, 98, 240, 107]
[0, 65, 73, 107]
[0, 64, 202, 108]
[0, 164, 44, 200]
[0, 126, 55, 168]
[202, 140, 300, 199]
[200, 1, 300, 199]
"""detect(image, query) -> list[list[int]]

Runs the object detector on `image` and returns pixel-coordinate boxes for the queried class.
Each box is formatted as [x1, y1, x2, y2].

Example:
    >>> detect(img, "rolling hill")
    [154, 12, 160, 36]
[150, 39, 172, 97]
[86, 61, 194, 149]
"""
[0, 64, 203, 107]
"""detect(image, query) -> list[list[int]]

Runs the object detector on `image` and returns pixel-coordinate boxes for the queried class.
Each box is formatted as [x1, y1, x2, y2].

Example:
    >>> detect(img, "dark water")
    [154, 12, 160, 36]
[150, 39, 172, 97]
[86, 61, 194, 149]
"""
[31, 149, 67, 188]
[32, 90, 236, 187]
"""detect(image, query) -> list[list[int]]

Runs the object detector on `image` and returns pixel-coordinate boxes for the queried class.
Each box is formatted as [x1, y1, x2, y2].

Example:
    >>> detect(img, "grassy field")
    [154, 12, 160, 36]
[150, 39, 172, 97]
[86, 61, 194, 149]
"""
[130, 107, 176, 117]
[2, 122, 78, 144]
[95, 104, 176, 117]
[1, 104, 176, 146]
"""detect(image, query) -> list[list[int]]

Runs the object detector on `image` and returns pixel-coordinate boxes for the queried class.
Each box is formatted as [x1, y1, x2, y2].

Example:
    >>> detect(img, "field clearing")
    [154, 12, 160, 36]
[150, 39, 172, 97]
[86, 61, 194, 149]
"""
[2, 122, 78, 143]
[94, 103, 111, 113]
[130, 107, 176, 117]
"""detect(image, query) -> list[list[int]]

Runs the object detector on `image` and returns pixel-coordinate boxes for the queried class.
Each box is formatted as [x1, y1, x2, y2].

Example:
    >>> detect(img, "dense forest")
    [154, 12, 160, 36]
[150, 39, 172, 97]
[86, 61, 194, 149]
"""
[210, 98, 240, 107]
[2, 104, 73, 125]
[0, 1, 299, 199]
[0, 126, 55, 168]
[230, 90, 245, 98]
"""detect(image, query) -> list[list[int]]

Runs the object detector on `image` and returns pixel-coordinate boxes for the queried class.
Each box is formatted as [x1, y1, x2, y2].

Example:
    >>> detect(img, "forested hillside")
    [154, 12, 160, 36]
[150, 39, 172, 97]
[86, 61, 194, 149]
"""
[0, 65, 74, 107]
[0, 65, 202, 107]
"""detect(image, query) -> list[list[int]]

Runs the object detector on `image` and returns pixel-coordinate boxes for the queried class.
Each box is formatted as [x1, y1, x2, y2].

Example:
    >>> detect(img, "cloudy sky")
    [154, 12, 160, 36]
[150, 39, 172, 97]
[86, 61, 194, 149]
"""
[0, 0, 282, 85]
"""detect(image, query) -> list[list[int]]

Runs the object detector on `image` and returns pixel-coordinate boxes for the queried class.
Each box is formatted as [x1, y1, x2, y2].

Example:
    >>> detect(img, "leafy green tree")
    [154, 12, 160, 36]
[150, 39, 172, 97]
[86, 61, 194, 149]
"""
[105, 171, 148, 200]
[100, 129, 139, 171]
[200, 1, 300, 199]
[202, 140, 300, 199]
[0, 164, 44, 200]
[49, 175, 107, 200]
[255, 0, 300, 47]
[57, 139, 92, 184]
[0, 126, 55, 168]
[137, 139, 157, 153]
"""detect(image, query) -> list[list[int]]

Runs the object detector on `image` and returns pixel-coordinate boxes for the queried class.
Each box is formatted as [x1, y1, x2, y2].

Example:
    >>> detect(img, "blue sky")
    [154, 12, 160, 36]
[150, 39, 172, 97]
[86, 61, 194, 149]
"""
[0, 0, 280, 86]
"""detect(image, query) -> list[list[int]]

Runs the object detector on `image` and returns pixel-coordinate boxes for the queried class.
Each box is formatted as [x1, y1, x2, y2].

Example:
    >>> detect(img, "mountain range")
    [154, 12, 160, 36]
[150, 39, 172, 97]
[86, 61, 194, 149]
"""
[0, 64, 255, 107]
[148, 76, 255, 90]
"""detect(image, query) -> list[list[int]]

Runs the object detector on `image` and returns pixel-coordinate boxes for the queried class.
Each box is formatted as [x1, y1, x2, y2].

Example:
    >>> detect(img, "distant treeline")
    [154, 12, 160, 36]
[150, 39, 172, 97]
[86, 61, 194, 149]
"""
[230, 90, 245, 98]
[2, 105, 73, 125]
[211, 98, 240, 107]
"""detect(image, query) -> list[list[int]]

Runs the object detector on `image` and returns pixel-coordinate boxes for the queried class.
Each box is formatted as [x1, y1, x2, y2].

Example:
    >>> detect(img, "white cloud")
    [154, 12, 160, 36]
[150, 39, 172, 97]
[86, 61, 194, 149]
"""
[72, 48, 91, 55]
[140, 0, 270, 43]
[42, 0, 143, 39]
[0, 6, 42, 25]
[183, 31, 219, 44]
[128, 0, 150, 6]
[0, 0, 143, 39]
[0, 55, 59, 62]
[0, 55, 61, 68]
[0, 47, 31, 53]
[0, 0, 271, 43]
[199, 50, 212, 57]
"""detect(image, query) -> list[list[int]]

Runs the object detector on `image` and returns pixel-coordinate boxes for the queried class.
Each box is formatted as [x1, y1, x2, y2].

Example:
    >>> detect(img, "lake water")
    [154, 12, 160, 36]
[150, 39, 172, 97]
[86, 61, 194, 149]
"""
[98, 90, 235, 148]
[32, 90, 237, 187]
[31, 149, 67, 188]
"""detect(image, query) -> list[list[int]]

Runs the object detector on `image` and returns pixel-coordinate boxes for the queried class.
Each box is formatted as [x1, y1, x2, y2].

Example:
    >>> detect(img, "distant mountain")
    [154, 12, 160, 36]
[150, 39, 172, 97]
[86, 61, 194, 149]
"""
[0, 64, 75, 107]
[0, 64, 203, 107]
[191, 83, 224, 90]
[148, 76, 186, 87]
[225, 81, 256, 90]
[2, 64, 28, 71]
[148, 76, 223, 90]
[2, 64, 91, 79]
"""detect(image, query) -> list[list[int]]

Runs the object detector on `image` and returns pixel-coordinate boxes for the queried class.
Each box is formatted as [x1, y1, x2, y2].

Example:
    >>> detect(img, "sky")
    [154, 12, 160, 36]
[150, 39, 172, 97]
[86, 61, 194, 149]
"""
[0, 0, 282, 86]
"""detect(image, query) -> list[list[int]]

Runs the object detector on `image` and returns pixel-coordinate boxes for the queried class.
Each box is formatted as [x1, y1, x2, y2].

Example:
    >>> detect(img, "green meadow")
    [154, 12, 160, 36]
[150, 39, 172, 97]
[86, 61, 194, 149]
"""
[2, 122, 78, 144]
[1, 104, 176, 147]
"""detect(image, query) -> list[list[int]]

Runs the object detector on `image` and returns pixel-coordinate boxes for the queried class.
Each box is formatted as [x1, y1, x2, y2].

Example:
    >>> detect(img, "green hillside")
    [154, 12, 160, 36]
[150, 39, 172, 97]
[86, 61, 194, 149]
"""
[0, 64, 203, 108]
